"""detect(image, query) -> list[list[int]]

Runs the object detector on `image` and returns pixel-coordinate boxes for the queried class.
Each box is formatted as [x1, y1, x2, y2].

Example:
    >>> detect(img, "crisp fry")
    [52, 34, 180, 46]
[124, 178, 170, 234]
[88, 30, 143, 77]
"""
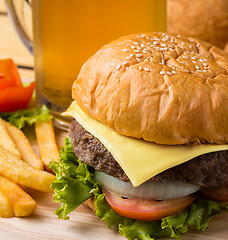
[0, 175, 36, 217]
[3, 120, 43, 170]
[35, 119, 60, 169]
[0, 189, 14, 218]
[0, 118, 20, 157]
[0, 146, 55, 192]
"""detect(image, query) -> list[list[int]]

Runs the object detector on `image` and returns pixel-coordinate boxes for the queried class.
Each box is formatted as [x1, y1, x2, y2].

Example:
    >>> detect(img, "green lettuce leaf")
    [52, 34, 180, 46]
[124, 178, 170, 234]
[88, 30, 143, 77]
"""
[0, 105, 53, 129]
[50, 138, 228, 240]
[49, 138, 100, 220]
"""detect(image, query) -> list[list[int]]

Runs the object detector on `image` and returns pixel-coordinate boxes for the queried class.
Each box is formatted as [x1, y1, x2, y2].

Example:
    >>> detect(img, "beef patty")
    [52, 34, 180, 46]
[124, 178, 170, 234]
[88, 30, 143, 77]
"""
[69, 119, 228, 187]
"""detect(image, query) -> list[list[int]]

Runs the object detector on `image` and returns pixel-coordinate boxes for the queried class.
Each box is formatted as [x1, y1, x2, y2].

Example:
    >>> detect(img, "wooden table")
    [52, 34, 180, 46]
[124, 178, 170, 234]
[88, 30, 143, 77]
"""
[1, 2, 228, 239]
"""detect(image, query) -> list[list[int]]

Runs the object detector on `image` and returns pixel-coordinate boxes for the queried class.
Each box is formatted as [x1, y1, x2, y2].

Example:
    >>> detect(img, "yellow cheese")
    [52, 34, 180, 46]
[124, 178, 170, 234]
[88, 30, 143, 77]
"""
[63, 101, 228, 187]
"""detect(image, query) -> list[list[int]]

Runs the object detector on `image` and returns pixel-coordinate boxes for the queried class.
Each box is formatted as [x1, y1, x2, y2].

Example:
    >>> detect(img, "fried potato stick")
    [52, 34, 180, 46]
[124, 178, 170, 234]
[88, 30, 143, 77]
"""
[0, 118, 20, 157]
[3, 120, 43, 170]
[0, 146, 55, 192]
[35, 119, 60, 170]
[0, 175, 36, 217]
[0, 189, 14, 218]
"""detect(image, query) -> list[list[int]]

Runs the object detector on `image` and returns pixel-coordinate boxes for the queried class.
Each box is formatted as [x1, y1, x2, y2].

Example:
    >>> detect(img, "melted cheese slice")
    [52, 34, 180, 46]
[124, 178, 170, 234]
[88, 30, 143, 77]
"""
[63, 101, 228, 187]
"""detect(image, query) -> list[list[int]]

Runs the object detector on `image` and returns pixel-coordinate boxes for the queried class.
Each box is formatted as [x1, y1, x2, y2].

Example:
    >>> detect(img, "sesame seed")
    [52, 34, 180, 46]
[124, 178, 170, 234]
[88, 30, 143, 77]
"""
[196, 44, 200, 47]
[189, 45, 193, 48]
[141, 34, 145, 37]
[183, 56, 189, 59]
[164, 47, 168, 51]
[195, 65, 200, 69]
[137, 47, 142, 50]
[133, 41, 139, 45]
[122, 61, 128, 65]
[160, 70, 166, 75]
[177, 35, 181, 38]
[147, 42, 151, 45]
[143, 50, 147, 54]
[193, 61, 197, 64]
[179, 61, 186, 64]
[136, 58, 142, 62]
[199, 59, 204, 63]
[126, 67, 129, 70]
[197, 70, 202, 72]
[203, 63, 207, 66]
[125, 57, 131, 60]
[136, 54, 143, 58]
[122, 49, 128, 52]
[172, 70, 177, 74]
[160, 48, 164, 51]
[153, 41, 158, 45]
[139, 66, 143, 71]
[131, 46, 136, 49]
[116, 65, 121, 70]
[184, 69, 190, 73]
[203, 58, 209, 62]
[134, 50, 141, 53]
[191, 56, 196, 60]
[129, 54, 133, 57]
[203, 70, 207, 72]
[181, 42, 185, 45]
[161, 43, 167, 47]
[167, 71, 172, 76]
[141, 43, 145, 48]
[169, 48, 175, 52]
[162, 37, 169, 42]
[144, 68, 150, 72]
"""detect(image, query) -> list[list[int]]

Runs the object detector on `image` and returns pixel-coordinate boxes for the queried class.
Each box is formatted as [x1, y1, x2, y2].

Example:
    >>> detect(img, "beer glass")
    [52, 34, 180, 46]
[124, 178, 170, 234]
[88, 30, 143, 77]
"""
[5, 0, 166, 129]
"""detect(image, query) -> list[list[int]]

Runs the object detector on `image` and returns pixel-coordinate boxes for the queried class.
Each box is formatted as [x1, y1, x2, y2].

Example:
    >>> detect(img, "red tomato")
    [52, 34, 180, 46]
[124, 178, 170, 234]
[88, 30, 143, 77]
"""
[0, 59, 22, 90]
[200, 185, 228, 202]
[0, 82, 35, 112]
[103, 189, 197, 221]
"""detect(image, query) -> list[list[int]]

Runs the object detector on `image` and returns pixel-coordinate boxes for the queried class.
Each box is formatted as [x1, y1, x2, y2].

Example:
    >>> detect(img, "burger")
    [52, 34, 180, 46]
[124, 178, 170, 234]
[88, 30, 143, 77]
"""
[50, 32, 228, 239]
[167, 0, 228, 49]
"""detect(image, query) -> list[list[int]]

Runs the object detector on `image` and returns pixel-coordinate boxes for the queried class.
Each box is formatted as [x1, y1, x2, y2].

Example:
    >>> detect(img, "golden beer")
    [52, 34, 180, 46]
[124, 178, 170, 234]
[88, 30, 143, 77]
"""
[32, 0, 166, 117]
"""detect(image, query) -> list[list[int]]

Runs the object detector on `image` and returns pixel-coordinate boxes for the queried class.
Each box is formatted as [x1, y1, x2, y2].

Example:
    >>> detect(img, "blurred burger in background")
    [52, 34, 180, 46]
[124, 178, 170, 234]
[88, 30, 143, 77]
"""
[168, 0, 228, 49]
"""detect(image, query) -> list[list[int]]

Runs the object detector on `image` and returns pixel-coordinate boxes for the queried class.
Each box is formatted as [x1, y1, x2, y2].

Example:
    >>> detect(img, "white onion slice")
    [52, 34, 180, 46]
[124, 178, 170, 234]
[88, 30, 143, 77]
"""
[95, 171, 200, 200]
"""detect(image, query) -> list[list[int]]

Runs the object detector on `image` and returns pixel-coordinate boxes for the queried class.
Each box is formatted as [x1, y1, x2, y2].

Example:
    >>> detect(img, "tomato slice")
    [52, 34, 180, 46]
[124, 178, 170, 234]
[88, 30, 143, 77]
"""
[0, 82, 35, 112]
[0, 59, 22, 90]
[103, 189, 197, 221]
[200, 185, 228, 202]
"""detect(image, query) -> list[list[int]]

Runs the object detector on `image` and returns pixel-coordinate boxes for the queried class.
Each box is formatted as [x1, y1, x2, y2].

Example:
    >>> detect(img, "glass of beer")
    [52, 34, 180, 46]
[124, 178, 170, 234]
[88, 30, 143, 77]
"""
[5, 0, 167, 129]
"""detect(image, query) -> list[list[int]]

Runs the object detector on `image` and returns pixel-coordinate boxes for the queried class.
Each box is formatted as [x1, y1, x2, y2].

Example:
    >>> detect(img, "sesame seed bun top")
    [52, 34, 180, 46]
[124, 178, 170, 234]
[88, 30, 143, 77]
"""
[72, 32, 228, 145]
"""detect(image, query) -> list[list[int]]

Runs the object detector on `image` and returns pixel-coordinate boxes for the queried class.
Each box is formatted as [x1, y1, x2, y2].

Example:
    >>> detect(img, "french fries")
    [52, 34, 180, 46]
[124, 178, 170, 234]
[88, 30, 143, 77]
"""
[0, 175, 36, 217]
[0, 146, 55, 192]
[35, 119, 60, 170]
[2, 120, 44, 170]
[0, 118, 21, 157]
[0, 116, 61, 218]
[0, 189, 14, 218]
